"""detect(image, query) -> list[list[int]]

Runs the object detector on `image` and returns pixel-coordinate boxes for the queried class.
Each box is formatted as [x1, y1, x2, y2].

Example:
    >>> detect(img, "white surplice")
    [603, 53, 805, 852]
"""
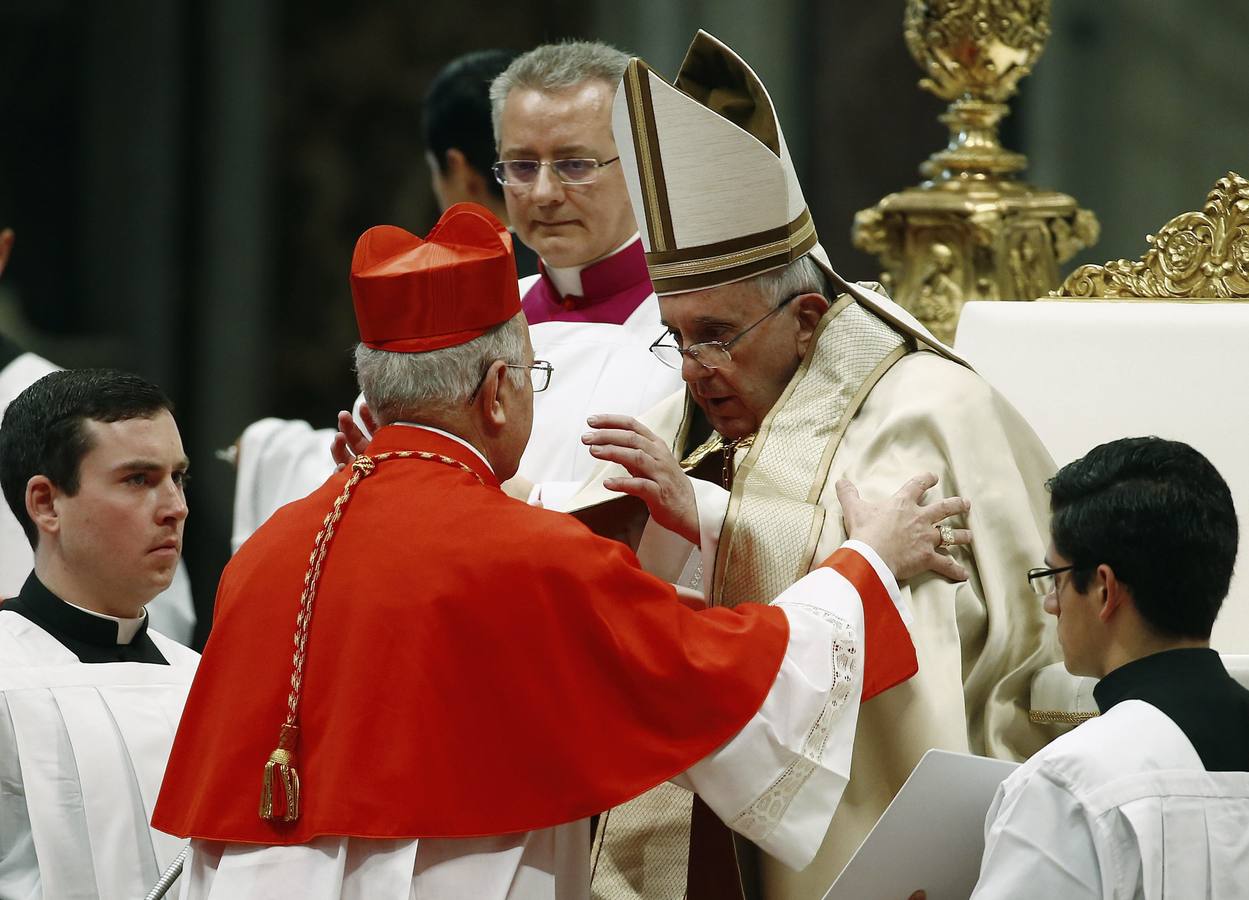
[521, 284, 681, 510]
[0, 609, 199, 900]
[0, 352, 197, 644]
[972, 699, 1249, 899]
[176, 541, 904, 900]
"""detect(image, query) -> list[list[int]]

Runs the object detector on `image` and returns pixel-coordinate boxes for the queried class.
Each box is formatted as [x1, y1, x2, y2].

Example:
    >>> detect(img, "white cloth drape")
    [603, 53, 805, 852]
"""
[522, 288, 682, 510]
[0, 610, 198, 900]
[178, 541, 901, 900]
[972, 699, 1249, 899]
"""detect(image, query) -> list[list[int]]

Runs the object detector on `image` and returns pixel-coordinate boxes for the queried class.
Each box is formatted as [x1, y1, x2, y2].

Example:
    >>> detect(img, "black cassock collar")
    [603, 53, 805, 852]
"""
[2, 573, 168, 665]
[1095, 647, 1249, 772]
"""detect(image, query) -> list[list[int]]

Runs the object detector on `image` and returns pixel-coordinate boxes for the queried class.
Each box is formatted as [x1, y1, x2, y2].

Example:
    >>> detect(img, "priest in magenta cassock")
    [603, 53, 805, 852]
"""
[153, 202, 972, 899]
[229, 40, 681, 547]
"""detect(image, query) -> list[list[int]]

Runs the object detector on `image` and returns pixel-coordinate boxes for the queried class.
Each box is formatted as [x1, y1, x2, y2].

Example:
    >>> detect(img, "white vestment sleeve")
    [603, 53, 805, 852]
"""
[232, 418, 337, 551]
[633, 476, 731, 595]
[970, 772, 1102, 899]
[672, 544, 902, 871]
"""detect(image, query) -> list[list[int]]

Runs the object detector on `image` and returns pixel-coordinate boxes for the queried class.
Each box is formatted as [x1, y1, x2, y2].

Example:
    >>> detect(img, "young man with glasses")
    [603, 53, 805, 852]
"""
[572, 33, 1061, 899]
[953, 437, 1249, 898]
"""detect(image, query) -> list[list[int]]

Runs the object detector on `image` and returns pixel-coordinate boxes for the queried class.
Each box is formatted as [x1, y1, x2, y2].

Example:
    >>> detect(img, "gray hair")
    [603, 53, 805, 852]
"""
[354, 313, 528, 424]
[489, 41, 630, 144]
[750, 254, 831, 306]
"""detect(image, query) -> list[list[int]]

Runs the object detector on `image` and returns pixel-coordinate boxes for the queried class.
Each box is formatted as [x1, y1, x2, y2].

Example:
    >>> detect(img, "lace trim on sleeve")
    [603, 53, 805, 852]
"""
[727, 603, 858, 843]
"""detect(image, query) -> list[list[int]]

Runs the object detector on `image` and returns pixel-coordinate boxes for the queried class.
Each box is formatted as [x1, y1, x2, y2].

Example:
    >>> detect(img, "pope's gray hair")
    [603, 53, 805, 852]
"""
[489, 41, 630, 145]
[750, 254, 831, 307]
[354, 313, 528, 424]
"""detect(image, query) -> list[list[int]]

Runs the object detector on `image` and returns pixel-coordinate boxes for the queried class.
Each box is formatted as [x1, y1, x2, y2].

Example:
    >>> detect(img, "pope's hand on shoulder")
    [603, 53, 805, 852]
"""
[582, 414, 700, 545]
[835, 474, 971, 583]
[331, 403, 377, 469]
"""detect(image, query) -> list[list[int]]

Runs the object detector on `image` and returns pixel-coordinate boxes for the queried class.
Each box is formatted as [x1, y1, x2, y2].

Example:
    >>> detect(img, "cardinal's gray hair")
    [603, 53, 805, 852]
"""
[354, 313, 528, 424]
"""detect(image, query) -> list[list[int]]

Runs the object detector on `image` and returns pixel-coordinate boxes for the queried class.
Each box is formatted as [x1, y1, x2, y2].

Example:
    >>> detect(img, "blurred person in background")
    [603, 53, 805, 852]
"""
[423, 48, 538, 278]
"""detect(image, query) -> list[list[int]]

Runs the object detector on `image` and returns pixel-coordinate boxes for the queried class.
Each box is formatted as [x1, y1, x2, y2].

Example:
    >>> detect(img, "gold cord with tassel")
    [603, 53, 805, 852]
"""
[259, 450, 483, 822]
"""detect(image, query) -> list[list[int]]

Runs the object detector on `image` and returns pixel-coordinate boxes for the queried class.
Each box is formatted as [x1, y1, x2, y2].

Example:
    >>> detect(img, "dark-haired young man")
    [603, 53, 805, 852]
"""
[423, 48, 538, 278]
[0, 368, 198, 899]
[0, 225, 196, 642]
[967, 436, 1249, 897]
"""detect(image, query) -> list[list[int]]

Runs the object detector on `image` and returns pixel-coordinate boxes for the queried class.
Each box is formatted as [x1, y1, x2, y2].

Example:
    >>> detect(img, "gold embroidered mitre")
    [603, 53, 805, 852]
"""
[612, 31, 961, 363]
[613, 30, 815, 295]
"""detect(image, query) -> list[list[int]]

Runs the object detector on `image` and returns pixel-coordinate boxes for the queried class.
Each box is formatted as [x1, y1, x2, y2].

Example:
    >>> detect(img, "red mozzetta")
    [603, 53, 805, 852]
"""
[153, 426, 914, 843]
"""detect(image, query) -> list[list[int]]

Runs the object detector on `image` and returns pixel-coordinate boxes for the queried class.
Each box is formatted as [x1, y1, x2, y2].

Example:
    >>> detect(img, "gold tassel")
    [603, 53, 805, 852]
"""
[259, 724, 301, 822]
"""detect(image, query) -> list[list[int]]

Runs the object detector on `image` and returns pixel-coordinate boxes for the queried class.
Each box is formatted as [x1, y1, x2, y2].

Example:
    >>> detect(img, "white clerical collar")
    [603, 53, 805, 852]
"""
[393, 422, 494, 473]
[544, 233, 640, 299]
[63, 599, 147, 644]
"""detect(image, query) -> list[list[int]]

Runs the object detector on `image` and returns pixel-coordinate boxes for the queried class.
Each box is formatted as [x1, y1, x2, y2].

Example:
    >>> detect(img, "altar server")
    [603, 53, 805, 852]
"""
[0, 227, 195, 640]
[576, 32, 1061, 899]
[153, 203, 970, 900]
[0, 368, 198, 900]
[965, 437, 1249, 898]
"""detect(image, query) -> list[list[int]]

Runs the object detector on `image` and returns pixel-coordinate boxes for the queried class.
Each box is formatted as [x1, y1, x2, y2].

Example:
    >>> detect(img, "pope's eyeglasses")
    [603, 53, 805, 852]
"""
[492, 157, 621, 187]
[649, 294, 800, 371]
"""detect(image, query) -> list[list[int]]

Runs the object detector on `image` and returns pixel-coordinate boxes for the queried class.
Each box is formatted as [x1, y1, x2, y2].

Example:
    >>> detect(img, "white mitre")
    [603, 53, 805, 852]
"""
[611, 30, 961, 361]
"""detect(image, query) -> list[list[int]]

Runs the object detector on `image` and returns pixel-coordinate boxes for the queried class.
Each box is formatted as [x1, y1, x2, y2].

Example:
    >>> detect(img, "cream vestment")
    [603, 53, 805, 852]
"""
[581, 30, 1062, 900]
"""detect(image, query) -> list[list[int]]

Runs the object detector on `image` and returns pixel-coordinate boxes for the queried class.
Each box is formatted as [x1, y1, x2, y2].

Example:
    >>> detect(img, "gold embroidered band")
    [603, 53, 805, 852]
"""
[624, 60, 676, 254]
[645, 208, 817, 295]
[1029, 710, 1098, 725]
[711, 298, 910, 606]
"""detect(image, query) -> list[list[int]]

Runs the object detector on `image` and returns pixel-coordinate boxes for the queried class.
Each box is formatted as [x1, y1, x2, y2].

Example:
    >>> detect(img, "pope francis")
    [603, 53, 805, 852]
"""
[572, 31, 1063, 900]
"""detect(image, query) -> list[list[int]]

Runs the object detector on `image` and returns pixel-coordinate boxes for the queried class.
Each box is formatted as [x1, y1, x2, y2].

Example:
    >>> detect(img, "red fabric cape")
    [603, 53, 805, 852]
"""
[153, 427, 908, 843]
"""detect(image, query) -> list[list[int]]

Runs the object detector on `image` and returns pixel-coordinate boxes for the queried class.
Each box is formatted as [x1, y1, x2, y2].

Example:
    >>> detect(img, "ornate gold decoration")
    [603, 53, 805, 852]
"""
[260, 450, 483, 823]
[1054, 172, 1249, 300]
[853, 0, 1100, 343]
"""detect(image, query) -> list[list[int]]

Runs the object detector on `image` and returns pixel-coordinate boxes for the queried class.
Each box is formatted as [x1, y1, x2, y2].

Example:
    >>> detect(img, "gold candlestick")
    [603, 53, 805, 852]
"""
[853, 0, 1099, 343]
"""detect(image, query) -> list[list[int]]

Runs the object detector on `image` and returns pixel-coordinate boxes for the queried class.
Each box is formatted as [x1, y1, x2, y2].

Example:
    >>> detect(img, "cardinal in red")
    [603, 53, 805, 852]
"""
[153, 203, 966, 900]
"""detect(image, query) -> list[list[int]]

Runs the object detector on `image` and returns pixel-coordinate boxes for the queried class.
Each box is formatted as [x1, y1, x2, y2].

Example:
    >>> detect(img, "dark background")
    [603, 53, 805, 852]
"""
[2, 0, 1245, 646]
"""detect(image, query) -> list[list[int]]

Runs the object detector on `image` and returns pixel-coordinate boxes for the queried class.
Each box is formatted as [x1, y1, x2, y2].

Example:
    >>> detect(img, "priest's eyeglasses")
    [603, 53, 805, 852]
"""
[1027, 564, 1076, 597]
[649, 294, 798, 371]
[492, 157, 621, 187]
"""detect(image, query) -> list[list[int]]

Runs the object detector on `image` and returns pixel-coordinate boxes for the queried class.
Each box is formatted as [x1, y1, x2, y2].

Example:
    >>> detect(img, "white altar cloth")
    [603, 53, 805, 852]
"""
[955, 300, 1249, 653]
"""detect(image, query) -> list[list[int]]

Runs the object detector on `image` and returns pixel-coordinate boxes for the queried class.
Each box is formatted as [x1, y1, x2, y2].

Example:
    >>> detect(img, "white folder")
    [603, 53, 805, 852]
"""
[822, 749, 1018, 900]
